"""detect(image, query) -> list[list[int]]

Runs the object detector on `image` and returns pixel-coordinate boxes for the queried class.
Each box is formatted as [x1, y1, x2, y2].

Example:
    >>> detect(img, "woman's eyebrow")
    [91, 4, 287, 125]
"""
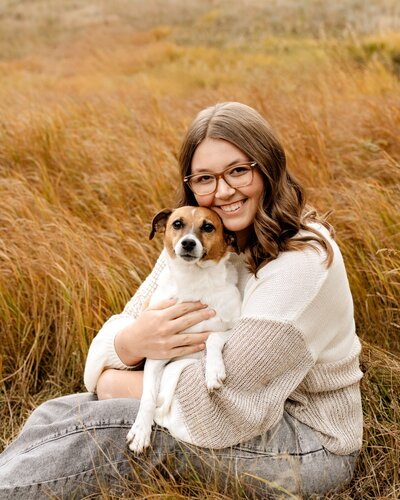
[192, 158, 247, 173]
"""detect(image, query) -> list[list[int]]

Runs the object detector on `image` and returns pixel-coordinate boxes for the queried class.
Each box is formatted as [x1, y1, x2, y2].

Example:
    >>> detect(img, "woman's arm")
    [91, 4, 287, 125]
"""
[84, 251, 214, 394]
[96, 369, 144, 400]
[156, 240, 362, 450]
[114, 299, 214, 365]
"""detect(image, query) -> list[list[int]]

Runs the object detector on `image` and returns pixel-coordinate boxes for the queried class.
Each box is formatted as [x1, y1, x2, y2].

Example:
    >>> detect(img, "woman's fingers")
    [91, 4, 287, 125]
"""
[147, 299, 208, 319]
[163, 301, 208, 319]
[171, 332, 210, 348]
[171, 308, 215, 331]
[170, 340, 207, 358]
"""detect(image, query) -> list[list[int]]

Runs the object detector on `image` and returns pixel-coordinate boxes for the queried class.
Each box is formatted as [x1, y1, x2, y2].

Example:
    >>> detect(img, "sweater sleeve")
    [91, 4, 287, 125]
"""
[158, 242, 358, 448]
[172, 319, 316, 448]
[83, 251, 166, 393]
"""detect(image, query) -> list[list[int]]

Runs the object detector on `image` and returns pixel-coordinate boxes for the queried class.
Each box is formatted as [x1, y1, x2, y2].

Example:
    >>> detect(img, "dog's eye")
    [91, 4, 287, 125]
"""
[172, 220, 184, 230]
[202, 223, 215, 233]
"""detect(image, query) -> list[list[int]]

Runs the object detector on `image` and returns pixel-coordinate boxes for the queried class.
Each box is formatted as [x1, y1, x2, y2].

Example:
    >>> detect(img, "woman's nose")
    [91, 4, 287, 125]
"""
[215, 177, 236, 199]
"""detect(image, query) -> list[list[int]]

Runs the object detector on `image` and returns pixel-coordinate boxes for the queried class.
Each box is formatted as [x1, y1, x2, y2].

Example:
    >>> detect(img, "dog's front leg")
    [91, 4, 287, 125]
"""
[127, 358, 167, 453]
[205, 331, 230, 392]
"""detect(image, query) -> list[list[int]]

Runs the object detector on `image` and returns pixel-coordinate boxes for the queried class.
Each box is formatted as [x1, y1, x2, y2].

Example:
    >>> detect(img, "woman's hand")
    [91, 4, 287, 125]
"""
[115, 299, 215, 365]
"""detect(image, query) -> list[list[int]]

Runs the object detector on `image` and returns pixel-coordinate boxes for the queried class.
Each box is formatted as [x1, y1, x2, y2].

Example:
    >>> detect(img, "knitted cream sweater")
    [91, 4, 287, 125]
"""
[84, 225, 363, 455]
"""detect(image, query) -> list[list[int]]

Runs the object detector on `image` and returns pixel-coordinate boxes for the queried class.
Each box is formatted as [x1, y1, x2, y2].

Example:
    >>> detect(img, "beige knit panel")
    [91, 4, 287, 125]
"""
[175, 318, 315, 449]
[296, 335, 362, 393]
[285, 336, 363, 455]
[122, 252, 166, 318]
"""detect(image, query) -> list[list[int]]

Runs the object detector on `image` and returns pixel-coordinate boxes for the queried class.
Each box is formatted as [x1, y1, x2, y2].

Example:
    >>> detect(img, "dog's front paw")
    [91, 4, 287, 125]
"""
[126, 420, 152, 454]
[206, 360, 226, 392]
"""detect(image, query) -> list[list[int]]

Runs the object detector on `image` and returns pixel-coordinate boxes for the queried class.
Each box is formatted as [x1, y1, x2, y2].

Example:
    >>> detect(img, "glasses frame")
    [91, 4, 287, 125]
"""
[184, 161, 257, 196]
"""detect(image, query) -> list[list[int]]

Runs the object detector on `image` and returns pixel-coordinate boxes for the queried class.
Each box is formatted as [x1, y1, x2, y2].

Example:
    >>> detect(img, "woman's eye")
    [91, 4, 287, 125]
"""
[202, 223, 215, 233]
[230, 166, 250, 176]
[172, 220, 183, 230]
[193, 175, 214, 184]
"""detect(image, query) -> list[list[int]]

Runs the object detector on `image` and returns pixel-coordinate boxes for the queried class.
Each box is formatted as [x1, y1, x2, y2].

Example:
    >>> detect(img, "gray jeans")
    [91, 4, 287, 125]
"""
[0, 393, 358, 499]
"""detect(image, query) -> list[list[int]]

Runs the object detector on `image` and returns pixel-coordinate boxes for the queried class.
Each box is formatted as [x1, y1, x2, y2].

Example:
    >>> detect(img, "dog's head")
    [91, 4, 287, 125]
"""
[149, 206, 238, 264]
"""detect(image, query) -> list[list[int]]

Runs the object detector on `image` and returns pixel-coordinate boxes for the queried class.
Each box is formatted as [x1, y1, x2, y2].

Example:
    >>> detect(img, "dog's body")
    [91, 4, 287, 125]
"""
[127, 206, 241, 453]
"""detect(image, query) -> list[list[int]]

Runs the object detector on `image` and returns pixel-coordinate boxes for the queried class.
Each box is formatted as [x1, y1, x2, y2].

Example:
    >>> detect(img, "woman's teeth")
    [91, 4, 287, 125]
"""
[220, 200, 245, 213]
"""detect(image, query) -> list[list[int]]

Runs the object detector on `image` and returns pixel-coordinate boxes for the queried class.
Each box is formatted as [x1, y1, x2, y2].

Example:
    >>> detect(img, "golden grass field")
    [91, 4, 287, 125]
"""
[0, 0, 399, 497]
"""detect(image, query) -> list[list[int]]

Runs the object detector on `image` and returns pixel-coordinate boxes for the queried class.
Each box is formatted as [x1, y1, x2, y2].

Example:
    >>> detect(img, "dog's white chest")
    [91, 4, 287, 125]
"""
[149, 257, 241, 328]
[127, 251, 242, 454]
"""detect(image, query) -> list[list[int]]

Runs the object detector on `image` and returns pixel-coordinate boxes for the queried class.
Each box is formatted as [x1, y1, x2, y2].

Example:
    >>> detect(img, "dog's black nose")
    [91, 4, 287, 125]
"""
[181, 239, 196, 251]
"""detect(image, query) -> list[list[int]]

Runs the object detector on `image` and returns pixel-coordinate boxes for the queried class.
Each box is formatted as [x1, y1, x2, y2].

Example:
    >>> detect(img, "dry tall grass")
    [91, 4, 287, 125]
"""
[0, 1, 399, 498]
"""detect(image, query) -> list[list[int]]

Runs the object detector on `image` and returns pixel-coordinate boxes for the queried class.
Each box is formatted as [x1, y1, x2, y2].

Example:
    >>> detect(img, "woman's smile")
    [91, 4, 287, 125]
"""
[215, 199, 246, 214]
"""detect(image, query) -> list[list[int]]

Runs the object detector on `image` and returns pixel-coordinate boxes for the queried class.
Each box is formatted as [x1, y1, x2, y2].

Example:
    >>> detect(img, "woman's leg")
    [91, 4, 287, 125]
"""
[0, 393, 179, 499]
[0, 397, 358, 499]
[175, 411, 359, 498]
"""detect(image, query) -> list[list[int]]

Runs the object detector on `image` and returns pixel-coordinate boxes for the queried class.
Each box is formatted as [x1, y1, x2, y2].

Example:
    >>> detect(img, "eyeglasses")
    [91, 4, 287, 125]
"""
[184, 161, 257, 196]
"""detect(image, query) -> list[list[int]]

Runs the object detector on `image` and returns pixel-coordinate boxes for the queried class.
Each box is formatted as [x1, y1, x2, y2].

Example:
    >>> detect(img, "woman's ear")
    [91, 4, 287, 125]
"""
[224, 229, 239, 254]
[149, 209, 173, 240]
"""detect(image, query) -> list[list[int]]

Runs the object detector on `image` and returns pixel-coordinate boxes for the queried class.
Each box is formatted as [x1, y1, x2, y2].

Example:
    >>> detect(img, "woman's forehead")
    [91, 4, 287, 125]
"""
[191, 138, 249, 173]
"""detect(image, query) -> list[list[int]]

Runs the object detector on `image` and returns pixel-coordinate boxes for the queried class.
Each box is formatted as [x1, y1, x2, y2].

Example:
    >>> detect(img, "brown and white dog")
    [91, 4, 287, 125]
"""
[126, 206, 242, 453]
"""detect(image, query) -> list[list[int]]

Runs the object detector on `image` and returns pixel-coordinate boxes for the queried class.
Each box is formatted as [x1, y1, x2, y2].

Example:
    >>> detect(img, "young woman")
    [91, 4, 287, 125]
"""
[0, 102, 363, 498]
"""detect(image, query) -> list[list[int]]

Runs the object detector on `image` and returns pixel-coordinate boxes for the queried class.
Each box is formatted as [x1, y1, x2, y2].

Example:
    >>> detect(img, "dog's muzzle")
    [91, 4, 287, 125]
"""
[175, 236, 203, 262]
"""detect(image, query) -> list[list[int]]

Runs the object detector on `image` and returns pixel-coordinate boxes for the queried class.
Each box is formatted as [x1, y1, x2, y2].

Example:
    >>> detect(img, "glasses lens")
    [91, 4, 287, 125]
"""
[225, 164, 253, 188]
[189, 174, 216, 195]
[188, 163, 255, 195]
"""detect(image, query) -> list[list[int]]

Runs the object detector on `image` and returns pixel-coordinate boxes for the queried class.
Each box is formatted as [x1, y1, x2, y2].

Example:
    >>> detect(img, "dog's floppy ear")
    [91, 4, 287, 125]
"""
[224, 228, 240, 254]
[149, 208, 173, 240]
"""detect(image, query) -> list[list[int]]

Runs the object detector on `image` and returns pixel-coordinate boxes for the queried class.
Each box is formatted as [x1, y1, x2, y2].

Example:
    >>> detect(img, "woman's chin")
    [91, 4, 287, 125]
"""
[221, 217, 252, 235]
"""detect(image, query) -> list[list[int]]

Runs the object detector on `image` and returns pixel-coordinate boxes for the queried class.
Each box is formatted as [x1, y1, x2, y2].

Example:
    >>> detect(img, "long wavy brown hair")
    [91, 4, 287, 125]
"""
[176, 102, 333, 274]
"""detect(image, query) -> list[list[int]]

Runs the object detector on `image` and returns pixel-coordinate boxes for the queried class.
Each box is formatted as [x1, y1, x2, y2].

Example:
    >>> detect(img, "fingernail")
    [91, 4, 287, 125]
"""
[208, 309, 216, 316]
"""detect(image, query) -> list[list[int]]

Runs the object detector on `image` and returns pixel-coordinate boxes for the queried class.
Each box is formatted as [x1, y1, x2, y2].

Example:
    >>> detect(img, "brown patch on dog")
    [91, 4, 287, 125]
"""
[171, 207, 233, 261]
[223, 229, 240, 254]
[150, 206, 237, 262]
[192, 207, 229, 262]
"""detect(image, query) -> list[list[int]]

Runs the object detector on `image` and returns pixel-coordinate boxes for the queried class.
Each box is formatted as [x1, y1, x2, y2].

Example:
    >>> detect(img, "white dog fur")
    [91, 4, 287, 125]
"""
[126, 206, 241, 453]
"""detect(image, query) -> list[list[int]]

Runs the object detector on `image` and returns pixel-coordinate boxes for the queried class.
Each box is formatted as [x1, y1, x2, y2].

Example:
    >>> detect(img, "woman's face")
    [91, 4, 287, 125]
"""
[190, 138, 264, 245]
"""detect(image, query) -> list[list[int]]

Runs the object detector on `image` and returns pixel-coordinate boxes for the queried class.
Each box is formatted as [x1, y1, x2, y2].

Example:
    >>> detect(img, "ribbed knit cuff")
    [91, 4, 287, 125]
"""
[101, 316, 143, 369]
